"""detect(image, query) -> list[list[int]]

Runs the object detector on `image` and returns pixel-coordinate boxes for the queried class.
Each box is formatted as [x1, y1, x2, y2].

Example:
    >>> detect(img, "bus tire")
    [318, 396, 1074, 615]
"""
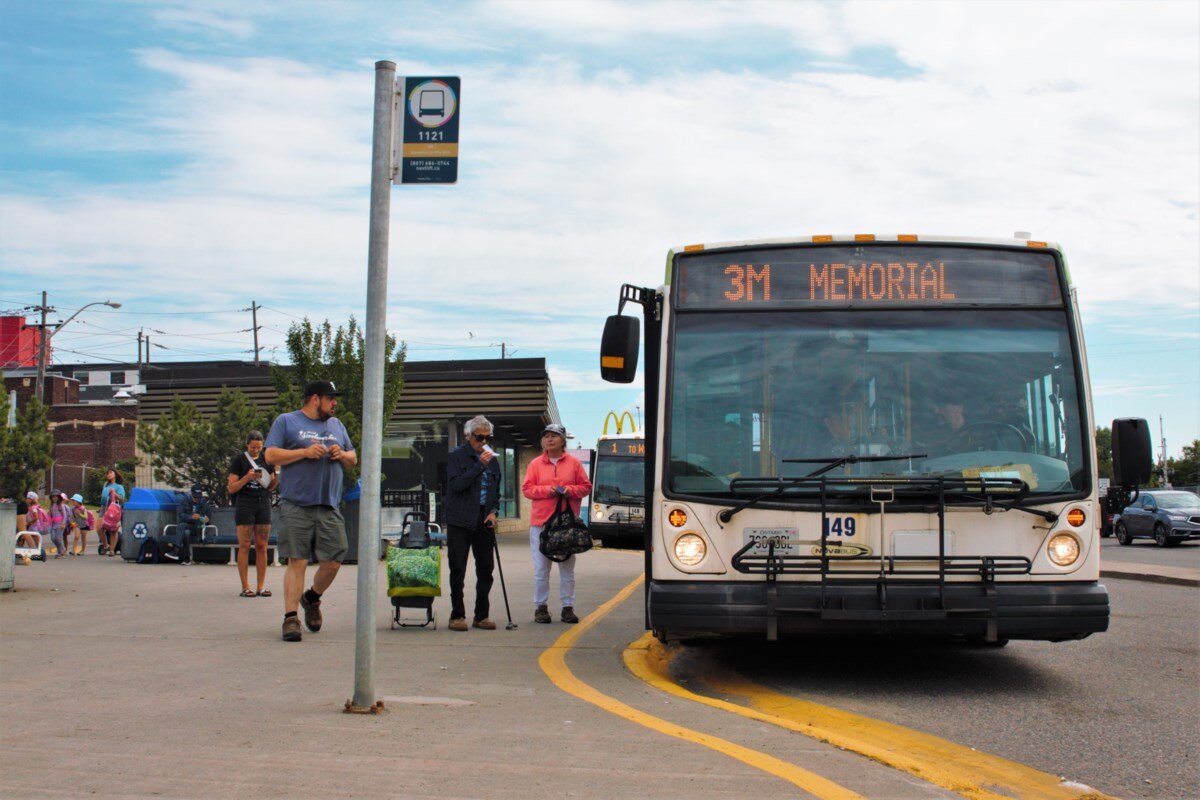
[1115, 522, 1133, 546]
[653, 628, 668, 644]
[1154, 523, 1170, 548]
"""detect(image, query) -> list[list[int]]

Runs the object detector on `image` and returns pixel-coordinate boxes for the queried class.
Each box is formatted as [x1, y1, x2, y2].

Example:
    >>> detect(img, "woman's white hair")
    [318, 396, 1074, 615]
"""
[463, 415, 494, 437]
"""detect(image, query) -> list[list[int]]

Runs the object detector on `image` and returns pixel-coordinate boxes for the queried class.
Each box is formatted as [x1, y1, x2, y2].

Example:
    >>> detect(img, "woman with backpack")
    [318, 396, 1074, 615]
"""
[46, 491, 69, 558]
[98, 469, 126, 556]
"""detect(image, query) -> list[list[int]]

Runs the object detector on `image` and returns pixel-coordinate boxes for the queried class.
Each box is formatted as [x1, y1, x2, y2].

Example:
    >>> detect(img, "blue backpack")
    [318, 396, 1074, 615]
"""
[136, 537, 160, 564]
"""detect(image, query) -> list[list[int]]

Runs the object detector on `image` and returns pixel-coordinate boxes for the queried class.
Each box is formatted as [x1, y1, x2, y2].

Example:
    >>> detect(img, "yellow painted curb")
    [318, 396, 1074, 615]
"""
[538, 576, 864, 799]
[625, 634, 1115, 800]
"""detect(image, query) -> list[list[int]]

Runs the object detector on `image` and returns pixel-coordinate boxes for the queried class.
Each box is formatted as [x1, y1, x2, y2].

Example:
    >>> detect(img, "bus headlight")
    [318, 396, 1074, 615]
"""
[1047, 533, 1080, 566]
[593, 509, 604, 521]
[674, 533, 706, 566]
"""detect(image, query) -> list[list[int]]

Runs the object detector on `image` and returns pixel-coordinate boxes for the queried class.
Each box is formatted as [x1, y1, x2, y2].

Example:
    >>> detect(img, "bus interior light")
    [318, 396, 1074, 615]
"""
[668, 509, 687, 527]
[674, 533, 706, 566]
[1047, 533, 1081, 566]
[1066, 508, 1086, 527]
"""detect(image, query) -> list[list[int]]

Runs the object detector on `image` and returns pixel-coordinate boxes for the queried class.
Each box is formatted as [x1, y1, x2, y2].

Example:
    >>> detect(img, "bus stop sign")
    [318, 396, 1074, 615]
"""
[395, 76, 460, 184]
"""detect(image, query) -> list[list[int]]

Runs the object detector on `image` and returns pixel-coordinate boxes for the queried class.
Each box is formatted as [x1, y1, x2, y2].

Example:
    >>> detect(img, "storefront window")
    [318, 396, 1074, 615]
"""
[496, 446, 518, 519]
[381, 421, 449, 494]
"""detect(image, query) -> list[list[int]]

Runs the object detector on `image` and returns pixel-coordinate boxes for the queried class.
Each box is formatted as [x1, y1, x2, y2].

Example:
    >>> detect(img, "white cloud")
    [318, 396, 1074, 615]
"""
[3, 0, 1197, 447]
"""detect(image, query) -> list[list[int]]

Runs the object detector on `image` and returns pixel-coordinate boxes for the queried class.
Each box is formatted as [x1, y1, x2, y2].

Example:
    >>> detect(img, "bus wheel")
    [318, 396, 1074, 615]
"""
[653, 628, 668, 644]
[1115, 522, 1133, 546]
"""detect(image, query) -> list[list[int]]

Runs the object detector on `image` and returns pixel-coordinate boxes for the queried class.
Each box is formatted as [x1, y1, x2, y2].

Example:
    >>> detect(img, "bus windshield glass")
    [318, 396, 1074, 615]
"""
[593, 455, 645, 505]
[666, 308, 1088, 499]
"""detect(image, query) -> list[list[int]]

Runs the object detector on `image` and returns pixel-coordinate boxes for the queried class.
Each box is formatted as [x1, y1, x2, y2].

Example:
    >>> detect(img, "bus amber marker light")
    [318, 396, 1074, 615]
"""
[668, 509, 687, 527]
[1066, 508, 1086, 527]
[674, 533, 706, 566]
[1047, 533, 1081, 566]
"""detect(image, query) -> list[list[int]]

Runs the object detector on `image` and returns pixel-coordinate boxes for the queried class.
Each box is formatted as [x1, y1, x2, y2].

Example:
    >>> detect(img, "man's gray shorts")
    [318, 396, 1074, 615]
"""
[277, 500, 347, 564]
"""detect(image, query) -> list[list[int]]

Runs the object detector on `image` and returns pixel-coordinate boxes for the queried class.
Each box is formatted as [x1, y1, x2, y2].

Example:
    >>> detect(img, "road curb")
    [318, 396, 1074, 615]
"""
[1101, 569, 1200, 588]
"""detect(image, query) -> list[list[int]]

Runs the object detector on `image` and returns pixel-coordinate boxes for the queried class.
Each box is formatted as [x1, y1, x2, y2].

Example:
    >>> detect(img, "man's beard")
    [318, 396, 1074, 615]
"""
[319, 409, 334, 421]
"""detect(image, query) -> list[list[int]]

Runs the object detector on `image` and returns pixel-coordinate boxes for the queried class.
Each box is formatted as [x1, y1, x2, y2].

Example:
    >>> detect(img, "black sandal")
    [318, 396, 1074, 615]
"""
[239, 589, 256, 598]
[257, 589, 272, 597]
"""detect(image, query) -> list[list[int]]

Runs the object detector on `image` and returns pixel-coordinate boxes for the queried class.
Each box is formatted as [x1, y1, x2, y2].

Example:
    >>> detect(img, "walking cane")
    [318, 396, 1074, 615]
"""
[491, 526, 517, 630]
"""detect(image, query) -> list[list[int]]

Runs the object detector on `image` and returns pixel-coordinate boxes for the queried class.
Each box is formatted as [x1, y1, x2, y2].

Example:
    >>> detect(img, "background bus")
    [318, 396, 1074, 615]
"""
[590, 432, 646, 548]
[601, 234, 1152, 643]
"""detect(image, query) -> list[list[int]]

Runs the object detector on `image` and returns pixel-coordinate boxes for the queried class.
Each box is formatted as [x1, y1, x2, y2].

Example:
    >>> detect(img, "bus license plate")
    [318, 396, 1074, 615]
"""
[742, 528, 802, 556]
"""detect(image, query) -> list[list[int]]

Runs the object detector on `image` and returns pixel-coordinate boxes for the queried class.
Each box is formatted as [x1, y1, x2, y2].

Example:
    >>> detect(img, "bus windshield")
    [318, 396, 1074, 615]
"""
[666, 308, 1088, 499]
[594, 455, 645, 504]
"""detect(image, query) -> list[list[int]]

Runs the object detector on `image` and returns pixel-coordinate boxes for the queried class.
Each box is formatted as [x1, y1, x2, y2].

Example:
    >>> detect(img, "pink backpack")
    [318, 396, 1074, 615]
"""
[27, 505, 49, 533]
[101, 499, 123, 532]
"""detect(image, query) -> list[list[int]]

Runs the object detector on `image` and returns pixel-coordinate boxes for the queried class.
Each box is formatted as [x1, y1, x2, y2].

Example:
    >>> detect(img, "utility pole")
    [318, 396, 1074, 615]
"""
[1159, 415, 1170, 488]
[145, 336, 151, 364]
[137, 329, 144, 367]
[501, 342, 506, 359]
[35, 291, 49, 403]
[250, 301, 261, 365]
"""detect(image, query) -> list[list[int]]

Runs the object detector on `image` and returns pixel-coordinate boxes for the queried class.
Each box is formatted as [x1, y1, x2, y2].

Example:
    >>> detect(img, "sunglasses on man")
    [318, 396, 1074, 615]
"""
[472, 433, 491, 442]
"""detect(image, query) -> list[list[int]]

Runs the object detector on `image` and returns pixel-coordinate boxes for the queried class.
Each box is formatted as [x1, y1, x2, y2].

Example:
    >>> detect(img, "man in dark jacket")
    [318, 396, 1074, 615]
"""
[444, 415, 502, 631]
[171, 484, 211, 564]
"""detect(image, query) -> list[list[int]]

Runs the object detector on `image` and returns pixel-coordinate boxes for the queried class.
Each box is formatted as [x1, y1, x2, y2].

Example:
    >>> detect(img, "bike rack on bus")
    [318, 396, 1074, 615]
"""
[728, 476, 1035, 640]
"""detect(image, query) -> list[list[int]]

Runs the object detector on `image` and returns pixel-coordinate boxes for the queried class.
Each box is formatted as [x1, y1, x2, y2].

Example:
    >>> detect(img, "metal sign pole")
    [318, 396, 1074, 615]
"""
[349, 59, 396, 713]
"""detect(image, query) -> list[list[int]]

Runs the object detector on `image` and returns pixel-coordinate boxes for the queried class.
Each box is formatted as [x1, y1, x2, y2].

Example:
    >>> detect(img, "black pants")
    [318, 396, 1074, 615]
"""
[447, 510, 494, 621]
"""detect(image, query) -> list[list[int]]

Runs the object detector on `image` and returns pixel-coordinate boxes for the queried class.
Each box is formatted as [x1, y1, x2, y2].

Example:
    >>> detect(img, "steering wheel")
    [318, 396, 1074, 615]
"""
[953, 421, 1030, 451]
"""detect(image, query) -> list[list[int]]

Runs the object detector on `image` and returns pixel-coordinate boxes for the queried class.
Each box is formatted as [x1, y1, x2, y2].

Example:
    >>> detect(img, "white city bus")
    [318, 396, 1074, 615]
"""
[600, 234, 1151, 643]
[591, 411, 646, 549]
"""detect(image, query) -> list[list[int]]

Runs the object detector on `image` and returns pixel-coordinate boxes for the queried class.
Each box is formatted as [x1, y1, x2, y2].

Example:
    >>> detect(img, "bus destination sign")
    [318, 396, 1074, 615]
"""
[676, 245, 1062, 308]
[601, 440, 645, 456]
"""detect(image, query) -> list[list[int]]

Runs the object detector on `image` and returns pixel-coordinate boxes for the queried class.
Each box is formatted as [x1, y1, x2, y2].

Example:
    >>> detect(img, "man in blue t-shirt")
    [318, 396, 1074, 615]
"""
[265, 380, 357, 643]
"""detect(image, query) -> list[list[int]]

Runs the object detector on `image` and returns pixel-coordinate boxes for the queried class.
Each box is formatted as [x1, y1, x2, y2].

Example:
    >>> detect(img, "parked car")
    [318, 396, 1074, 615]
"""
[1114, 490, 1200, 547]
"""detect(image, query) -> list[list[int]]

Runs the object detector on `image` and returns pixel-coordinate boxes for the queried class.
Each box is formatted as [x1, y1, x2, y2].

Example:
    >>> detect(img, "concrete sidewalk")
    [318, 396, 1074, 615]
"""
[2, 537, 1192, 800]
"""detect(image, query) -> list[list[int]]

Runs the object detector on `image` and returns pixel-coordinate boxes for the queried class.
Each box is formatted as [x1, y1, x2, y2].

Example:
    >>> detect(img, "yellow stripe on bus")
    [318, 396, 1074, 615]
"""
[538, 577, 865, 800]
[625, 635, 1115, 800]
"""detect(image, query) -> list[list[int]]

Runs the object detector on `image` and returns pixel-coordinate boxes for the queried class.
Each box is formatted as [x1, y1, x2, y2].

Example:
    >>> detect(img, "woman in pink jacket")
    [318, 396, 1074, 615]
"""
[521, 423, 592, 624]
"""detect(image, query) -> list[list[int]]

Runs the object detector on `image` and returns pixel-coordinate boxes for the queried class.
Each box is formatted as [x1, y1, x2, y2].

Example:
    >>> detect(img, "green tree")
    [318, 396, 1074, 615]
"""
[0, 385, 54, 499]
[1167, 439, 1200, 487]
[269, 317, 406, 491]
[1094, 426, 1112, 481]
[137, 389, 272, 505]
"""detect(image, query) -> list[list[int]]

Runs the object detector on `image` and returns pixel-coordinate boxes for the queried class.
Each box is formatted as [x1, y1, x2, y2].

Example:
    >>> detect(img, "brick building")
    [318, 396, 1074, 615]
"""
[46, 404, 138, 497]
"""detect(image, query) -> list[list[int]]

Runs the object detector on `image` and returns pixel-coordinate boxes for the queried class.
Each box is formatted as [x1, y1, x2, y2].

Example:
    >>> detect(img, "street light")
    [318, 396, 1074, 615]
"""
[35, 299, 122, 403]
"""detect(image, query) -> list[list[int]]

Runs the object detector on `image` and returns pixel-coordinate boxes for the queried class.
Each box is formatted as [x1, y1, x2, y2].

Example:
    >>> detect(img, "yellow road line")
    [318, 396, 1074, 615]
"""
[538, 576, 865, 800]
[625, 634, 1115, 800]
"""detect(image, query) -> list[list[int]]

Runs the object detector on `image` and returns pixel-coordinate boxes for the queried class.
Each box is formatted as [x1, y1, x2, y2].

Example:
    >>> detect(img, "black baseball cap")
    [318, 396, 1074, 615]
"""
[303, 380, 343, 398]
[541, 423, 568, 438]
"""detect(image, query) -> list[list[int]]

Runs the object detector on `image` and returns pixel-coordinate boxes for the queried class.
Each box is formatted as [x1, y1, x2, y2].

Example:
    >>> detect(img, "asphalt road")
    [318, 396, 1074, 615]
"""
[1100, 536, 1200, 569]
[671, 577, 1200, 799]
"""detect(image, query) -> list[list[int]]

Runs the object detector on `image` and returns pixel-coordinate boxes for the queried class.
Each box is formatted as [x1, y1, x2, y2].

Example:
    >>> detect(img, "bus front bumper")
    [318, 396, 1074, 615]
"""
[647, 579, 1109, 642]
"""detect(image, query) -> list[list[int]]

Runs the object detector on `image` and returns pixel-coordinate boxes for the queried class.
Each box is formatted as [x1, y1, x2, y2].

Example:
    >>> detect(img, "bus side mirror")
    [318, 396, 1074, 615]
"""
[1111, 417, 1152, 487]
[601, 315, 639, 383]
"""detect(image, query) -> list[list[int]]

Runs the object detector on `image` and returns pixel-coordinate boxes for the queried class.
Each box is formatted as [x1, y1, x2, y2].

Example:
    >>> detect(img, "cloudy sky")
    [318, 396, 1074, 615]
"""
[2, 0, 1197, 454]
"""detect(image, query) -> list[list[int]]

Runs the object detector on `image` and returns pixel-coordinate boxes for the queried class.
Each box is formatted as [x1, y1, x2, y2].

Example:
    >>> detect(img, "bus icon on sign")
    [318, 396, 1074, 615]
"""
[407, 79, 457, 128]
[419, 90, 445, 117]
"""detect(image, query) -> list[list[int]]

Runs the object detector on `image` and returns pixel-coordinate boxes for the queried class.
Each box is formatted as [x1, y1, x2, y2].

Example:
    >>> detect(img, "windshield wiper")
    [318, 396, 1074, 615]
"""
[716, 455, 929, 523]
[784, 453, 928, 478]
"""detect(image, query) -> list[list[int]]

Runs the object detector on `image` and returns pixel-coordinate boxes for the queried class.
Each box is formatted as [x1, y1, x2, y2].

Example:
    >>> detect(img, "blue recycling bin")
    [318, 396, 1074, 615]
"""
[120, 489, 180, 561]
